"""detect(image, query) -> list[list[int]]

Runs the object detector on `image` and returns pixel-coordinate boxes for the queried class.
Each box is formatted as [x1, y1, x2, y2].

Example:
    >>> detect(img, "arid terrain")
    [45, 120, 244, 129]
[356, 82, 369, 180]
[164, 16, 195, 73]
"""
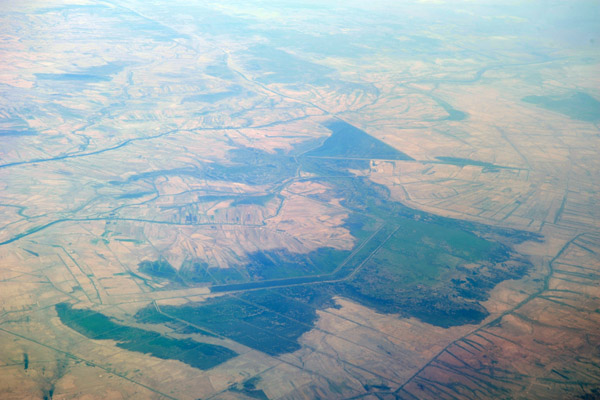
[0, 0, 598, 399]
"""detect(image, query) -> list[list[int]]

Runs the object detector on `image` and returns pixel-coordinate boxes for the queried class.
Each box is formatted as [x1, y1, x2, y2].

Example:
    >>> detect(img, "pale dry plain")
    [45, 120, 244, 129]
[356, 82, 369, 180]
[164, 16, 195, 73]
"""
[0, 1, 599, 399]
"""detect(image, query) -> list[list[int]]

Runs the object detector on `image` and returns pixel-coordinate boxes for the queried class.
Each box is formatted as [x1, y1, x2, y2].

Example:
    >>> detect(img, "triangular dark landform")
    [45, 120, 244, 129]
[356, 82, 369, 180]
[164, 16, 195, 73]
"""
[306, 120, 414, 160]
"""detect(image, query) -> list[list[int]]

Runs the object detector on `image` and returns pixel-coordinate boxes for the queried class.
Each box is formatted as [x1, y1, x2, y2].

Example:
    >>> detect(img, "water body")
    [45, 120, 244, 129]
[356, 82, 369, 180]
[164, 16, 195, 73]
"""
[523, 92, 600, 122]
[35, 61, 127, 83]
[0, 117, 37, 137]
[306, 120, 414, 160]
[432, 96, 468, 121]
[36, 73, 111, 83]
[183, 85, 243, 103]
[117, 191, 155, 199]
[0, 129, 37, 137]
[434, 156, 519, 171]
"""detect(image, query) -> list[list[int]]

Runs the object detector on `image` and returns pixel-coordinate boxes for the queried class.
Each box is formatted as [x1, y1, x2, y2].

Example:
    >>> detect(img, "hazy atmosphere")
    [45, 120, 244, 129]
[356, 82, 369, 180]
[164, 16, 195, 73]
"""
[0, 0, 599, 399]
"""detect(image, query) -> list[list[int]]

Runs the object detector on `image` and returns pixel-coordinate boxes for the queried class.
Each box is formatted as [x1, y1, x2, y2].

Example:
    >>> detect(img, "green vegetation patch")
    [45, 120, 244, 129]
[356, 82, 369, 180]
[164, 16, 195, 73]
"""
[56, 303, 237, 370]
[229, 377, 269, 400]
[245, 247, 349, 280]
[138, 258, 178, 280]
[139, 258, 251, 287]
[335, 218, 525, 327]
[137, 290, 322, 355]
[178, 260, 213, 284]
[135, 287, 338, 356]
[300, 158, 529, 327]
[205, 266, 247, 284]
[114, 238, 142, 244]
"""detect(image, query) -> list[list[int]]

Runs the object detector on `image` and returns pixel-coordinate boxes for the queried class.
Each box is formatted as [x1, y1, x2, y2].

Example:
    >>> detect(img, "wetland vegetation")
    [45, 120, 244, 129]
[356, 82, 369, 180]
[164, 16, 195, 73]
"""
[132, 121, 532, 354]
[136, 286, 335, 356]
[56, 303, 237, 370]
